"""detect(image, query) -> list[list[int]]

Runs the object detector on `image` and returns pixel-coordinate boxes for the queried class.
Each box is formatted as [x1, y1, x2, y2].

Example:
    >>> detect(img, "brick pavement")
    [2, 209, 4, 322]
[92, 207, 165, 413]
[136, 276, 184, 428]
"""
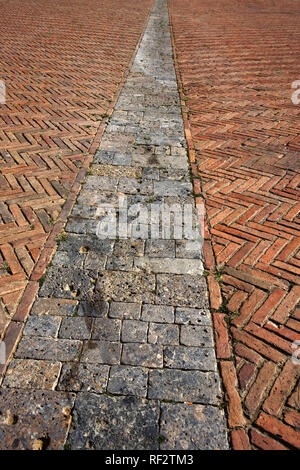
[0, 0, 152, 339]
[169, 0, 300, 450]
[0, 0, 228, 450]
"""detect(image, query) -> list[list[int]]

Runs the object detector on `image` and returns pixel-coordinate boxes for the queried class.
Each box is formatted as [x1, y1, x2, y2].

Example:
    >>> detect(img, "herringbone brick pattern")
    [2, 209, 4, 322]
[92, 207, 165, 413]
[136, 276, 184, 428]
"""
[0, 0, 152, 335]
[169, 0, 300, 449]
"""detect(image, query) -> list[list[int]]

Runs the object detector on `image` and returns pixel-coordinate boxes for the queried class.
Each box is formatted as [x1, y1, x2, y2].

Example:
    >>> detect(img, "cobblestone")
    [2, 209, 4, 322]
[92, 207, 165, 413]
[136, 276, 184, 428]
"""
[148, 323, 179, 345]
[57, 363, 109, 393]
[15, 337, 82, 362]
[121, 320, 148, 343]
[68, 394, 159, 450]
[156, 274, 209, 308]
[30, 298, 78, 317]
[0, 389, 75, 450]
[39, 266, 97, 300]
[59, 317, 92, 340]
[109, 302, 141, 320]
[81, 340, 121, 365]
[175, 307, 212, 326]
[160, 403, 228, 450]
[122, 343, 163, 368]
[3, 359, 61, 390]
[180, 325, 214, 347]
[23, 316, 61, 338]
[164, 345, 217, 371]
[141, 304, 174, 323]
[91, 318, 121, 341]
[107, 366, 148, 397]
[148, 369, 221, 404]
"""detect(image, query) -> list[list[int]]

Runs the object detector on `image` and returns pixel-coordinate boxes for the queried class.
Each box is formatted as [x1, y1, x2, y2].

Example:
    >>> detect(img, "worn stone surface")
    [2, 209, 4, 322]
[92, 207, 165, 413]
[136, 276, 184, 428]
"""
[141, 304, 174, 323]
[122, 320, 148, 343]
[148, 323, 179, 345]
[108, 366, 148, 397]
[3, 360, 61, 390]
[160, 403, 229, 450]
[68, 394, 159, 450]
[59, 317, 92, 340]
[81, 340, 121, 365]
[148, 369, 221, 404]
[23, 316, 61, 338]
[122, 343, 163, 368]
[175, 307, 212, 326]
[180, 325, 214, 347]
[156, 274, 209, 308]
[57, 363, 109, 393]
[109, 302, 141, 320]
[91, 318, 121, 341]
[164, 345, 217, 371]
[0, 389, 75, 450]
[15, 337, 82, 362]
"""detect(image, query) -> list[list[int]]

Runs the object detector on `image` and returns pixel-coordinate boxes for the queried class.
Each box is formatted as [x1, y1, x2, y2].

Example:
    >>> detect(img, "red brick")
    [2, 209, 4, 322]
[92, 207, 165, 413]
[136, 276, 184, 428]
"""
[252, 288, 287, 326]
[245, 323, 293, 355]
[231, 327, 285, 363]
[288, 384, 300, 410]
[0, 244, 22, 275]
[0, 321, 23, 377]
[284, 409, 300, 430]
[213, 313, 231, 359]
[203, 240, 215, 270]
[207, 274, 222, 310]
[232, 288, 267, 328]
[263, 361, 300, 416]
[255, 412, 300, 448]
[220, 361, 246, 428]
[244, 361, 277, 417]
[222, 274, 254, 293]
[272, 286, 300, 324]
[227, 290, 248, 313]
[256, 261, 300, 286]
[250, 429, 288, 450]
[234, 343, 263, 366]
[231, 429, 251, 450]
[238, 362, 256, 391]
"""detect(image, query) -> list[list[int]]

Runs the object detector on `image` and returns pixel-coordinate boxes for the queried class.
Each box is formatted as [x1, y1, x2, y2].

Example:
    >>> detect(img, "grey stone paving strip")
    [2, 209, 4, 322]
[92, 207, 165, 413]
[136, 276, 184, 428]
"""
[0, 0, 229, 450]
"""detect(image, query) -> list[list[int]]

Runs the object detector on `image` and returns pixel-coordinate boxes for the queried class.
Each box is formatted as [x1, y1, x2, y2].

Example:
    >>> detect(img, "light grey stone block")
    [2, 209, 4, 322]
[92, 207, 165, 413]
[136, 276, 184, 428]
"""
[141, 304, 174, 323]
[107, 365, 148, 397]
